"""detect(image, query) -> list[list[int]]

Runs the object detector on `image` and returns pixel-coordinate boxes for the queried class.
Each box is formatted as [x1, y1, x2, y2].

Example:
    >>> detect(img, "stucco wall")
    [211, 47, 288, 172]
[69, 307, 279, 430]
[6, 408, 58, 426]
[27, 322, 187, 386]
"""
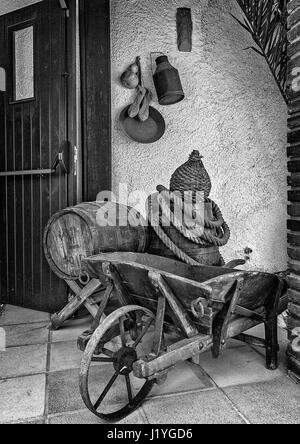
[1, 0, 288, 272]
[111, 0, 288, 272]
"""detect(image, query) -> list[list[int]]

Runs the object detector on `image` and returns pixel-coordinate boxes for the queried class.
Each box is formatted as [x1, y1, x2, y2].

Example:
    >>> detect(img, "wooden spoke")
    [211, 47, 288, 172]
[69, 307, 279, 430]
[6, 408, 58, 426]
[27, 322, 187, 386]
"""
[119, 316, 127, 347]
[125, 375, 133, 405]
[101, 348, 114, 358]
[92, 357, 113, 363]
[133, 317, 154, 348]
[94, 371, 119, 410]
[80, 305, 155, 421]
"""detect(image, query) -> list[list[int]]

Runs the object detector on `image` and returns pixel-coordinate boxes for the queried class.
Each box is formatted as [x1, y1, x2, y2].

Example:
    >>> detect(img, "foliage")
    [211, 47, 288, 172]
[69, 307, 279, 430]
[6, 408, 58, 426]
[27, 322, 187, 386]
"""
[233, 0, 287, 102]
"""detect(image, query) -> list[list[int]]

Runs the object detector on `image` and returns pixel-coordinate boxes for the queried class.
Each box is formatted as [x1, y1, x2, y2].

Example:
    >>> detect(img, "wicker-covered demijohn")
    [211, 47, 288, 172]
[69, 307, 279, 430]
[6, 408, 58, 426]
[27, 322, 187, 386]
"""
[146, 150, 230, 267]
[170, 150, 212, 199]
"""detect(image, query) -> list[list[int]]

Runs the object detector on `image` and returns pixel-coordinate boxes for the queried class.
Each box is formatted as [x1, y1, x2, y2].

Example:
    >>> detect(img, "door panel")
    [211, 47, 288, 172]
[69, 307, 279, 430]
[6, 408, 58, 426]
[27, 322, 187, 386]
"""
[0, 0, 74, 312]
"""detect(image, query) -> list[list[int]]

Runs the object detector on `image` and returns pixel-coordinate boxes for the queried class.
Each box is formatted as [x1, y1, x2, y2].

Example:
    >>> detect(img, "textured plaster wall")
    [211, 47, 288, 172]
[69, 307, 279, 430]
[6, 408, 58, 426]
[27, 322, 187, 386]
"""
[1, 0, 288, 272]
[111, 0, 288, 272]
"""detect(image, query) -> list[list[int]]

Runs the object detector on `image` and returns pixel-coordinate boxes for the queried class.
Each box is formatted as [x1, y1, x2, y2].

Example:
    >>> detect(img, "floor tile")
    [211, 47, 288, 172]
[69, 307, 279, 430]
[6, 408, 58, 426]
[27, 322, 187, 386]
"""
[226, 338, 247, 349]
[48, 408, 147, 424]
[198, 347, 282, 388]
[243, 324, 289, 371]
[48, 368, 85, 415]
[224, 377, 300, 424]
[0, 344, 47, 379]
[48, 365, 129, 415]
[4, 323, 49, 347]
[49, 341, 83, 372]
[143, 390, 246, 424]
[51, 316, 92, 343]
[227, 324, 288, 350]
[0, 375, 46, 423]
[138, 361, 214, 398]
[0, 305, 50, 326]
[245, 324, 288, 346]
[8, 417, 45, 424]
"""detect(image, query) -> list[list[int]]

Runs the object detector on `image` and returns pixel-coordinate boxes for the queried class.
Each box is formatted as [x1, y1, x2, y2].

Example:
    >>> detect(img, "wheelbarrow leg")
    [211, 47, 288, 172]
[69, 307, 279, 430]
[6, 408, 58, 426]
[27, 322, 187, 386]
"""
[264, 279, 284, 370]
[50, 279, 103, 330]
[264, 313, 279, 370]
[77, 282, 114, 353]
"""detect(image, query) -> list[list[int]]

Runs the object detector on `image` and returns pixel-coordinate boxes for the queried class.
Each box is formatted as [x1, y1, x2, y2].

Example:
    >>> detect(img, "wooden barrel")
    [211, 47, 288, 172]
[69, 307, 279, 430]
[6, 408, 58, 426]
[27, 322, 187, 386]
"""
[146, 200, 223, 266]
[43, 201, 148, 280]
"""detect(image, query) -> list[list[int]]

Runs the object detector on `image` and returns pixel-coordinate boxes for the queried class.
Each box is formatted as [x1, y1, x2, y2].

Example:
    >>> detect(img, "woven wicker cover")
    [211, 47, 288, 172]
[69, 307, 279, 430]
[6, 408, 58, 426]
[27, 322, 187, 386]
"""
[169, 150, 212, 199]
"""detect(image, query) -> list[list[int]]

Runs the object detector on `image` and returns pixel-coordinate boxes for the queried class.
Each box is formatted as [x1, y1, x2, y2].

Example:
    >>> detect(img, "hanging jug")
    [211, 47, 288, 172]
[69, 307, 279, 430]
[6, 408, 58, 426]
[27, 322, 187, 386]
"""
[153, 56, 185, 105]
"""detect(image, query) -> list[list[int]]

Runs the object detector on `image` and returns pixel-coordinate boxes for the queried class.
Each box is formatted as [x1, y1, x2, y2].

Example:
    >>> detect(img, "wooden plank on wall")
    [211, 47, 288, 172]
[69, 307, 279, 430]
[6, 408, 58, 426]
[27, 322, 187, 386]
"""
[287, 220, 300, 231]
[288, 160, 300, 172]
[288, 203, 300, 216]
[287, 144, 300, 156]
[288, 233, 300, 246]
[288, 190, 300, 201]
[287, 288, 300, 304]
[287, 0, 300, 379]
[80, 0, 111, 202]
[288, 128, 300, 144]
[288, 97, 300, 114]
[288, 114, 300, 129]
[288, 172, 300, 186]
[289, 301, 300, 318]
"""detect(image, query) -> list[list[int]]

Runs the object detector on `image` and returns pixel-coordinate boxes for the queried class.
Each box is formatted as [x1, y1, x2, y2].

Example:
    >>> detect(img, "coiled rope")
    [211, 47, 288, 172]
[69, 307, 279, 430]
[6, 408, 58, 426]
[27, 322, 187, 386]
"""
[155, 187, 230, 247]
[147, 193, 228, 266]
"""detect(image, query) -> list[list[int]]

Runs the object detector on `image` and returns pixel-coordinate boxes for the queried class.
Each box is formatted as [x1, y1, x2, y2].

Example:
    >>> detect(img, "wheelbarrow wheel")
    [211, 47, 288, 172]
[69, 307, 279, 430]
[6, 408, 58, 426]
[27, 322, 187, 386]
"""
[80, 305, 156, 421]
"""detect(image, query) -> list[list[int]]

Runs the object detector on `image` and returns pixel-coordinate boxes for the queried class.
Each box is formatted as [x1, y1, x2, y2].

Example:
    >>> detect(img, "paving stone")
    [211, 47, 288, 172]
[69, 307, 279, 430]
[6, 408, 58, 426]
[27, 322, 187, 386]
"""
[226, 338, 247, 349]
[49, 341, 83, 372]
[51, 316, 92, 343]
[0, 305, 50, 326]
[48, 408, 147, 424]
[198, 346, 282, 388]
[224, 377, 300, 424]
[48, 365, 129, 415]
[0, 344, 47, 379]
[143, 390, 246, 424]
[0, 375, 46, 423]
[10, 417, 45, 424]
[4, 323, 49, 347]
[245, 324, 288, 347]
[137, 361, 214, 398]
[245, 324, 289, 371]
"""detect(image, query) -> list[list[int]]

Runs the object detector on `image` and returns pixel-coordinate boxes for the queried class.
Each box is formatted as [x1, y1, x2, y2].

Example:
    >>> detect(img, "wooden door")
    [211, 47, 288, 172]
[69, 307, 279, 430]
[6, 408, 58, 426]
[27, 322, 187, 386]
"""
[0, 0, 76, 312]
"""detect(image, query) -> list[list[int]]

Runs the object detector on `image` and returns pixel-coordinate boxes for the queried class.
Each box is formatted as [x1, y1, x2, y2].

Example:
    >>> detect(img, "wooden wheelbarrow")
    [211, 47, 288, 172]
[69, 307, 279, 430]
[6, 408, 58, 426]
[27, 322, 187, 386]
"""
[78, 253, 287, 421]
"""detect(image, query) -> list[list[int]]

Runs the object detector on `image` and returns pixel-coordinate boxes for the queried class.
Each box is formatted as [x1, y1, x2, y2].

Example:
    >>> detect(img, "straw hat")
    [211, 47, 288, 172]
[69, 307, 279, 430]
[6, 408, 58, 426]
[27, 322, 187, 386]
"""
[119, 105, 166, 144]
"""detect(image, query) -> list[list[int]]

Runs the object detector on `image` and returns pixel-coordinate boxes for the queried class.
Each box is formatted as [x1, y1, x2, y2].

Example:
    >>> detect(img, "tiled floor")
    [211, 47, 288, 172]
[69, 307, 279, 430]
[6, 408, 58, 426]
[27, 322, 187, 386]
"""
[0, 304, 299, 424]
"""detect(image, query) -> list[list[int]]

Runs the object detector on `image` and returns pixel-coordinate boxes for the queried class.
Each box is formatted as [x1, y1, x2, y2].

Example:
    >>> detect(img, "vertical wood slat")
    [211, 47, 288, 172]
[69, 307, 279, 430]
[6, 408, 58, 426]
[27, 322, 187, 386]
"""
[80, 0, 111, 201]
[0, 0, 73, 312]
[0, 14, 7, 303]
[287, 0, 300, 379]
